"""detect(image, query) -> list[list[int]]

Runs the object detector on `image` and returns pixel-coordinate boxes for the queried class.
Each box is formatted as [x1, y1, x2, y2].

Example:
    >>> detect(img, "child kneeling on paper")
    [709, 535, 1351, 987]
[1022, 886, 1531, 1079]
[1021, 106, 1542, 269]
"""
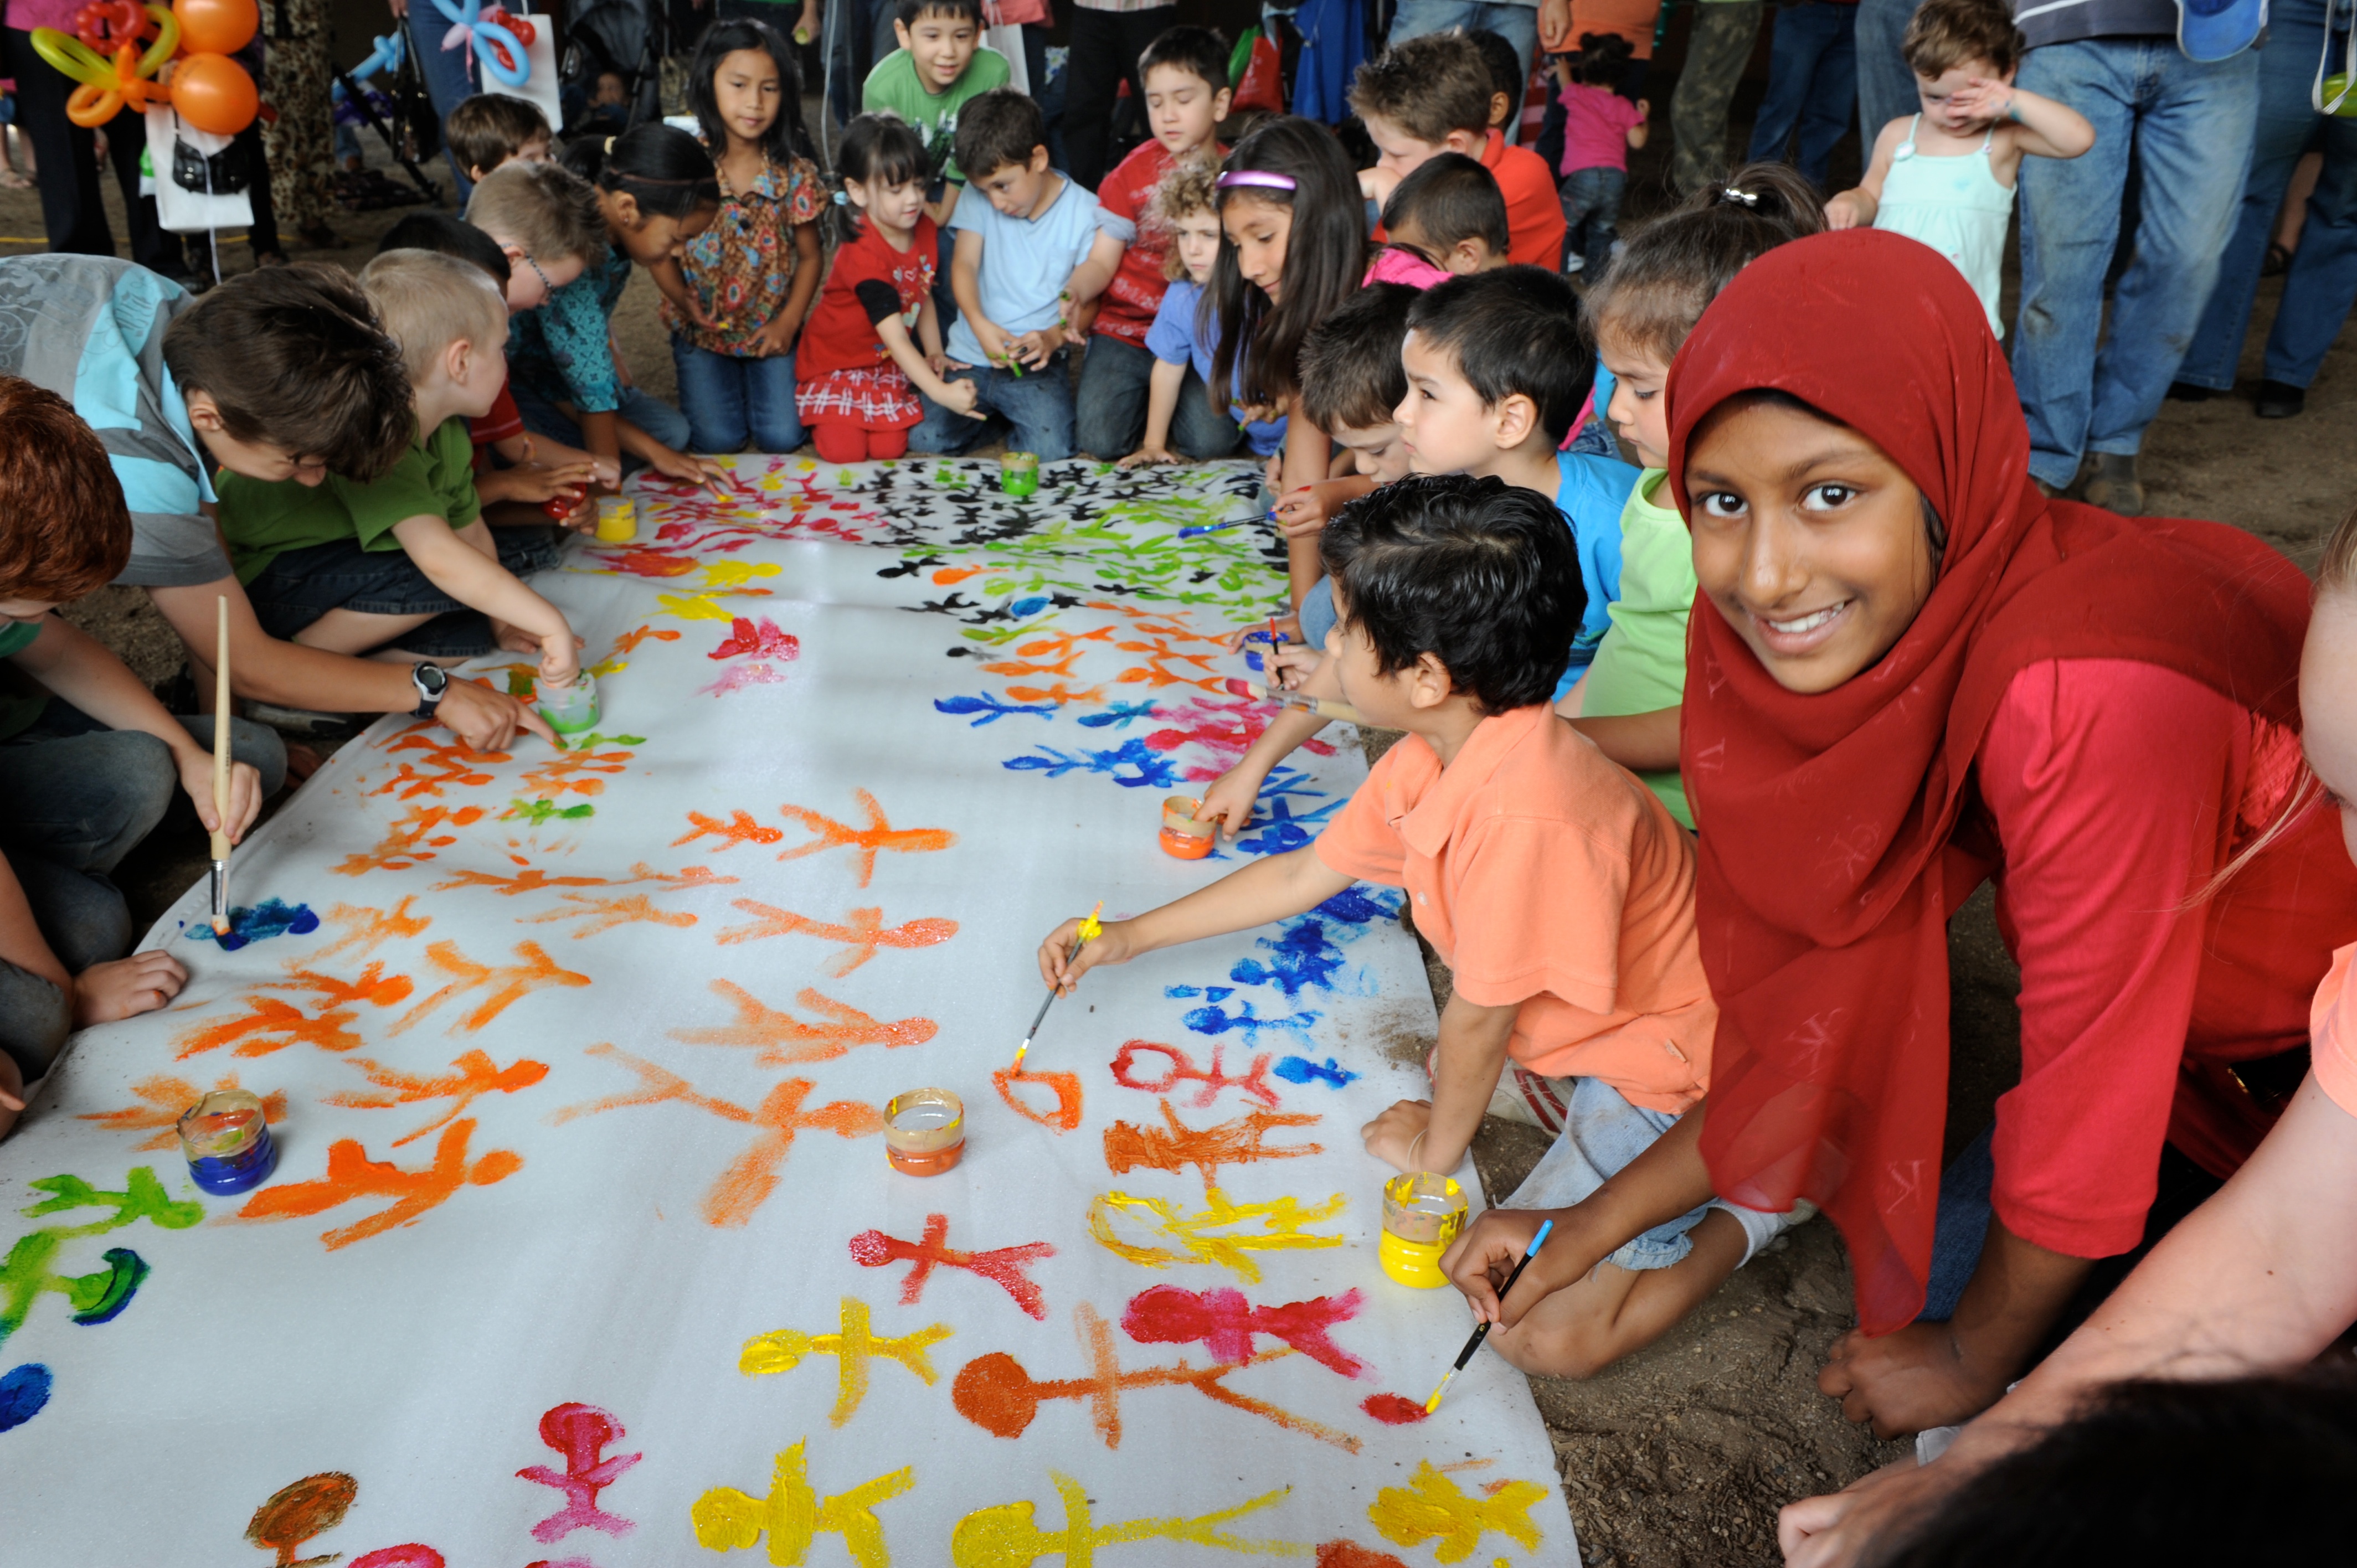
[218, 251, 579, 684]
[1036, 476, 1785, 1376]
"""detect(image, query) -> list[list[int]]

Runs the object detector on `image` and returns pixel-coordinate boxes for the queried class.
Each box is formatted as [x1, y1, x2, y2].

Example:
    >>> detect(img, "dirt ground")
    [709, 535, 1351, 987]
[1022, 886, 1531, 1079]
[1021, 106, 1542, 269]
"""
[2, 103, 2348, 1566]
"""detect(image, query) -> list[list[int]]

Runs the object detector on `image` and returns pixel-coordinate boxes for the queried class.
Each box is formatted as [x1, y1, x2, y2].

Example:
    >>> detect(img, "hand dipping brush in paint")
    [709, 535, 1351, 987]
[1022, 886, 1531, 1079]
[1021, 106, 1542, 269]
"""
[1041, 477, 1757, 1384]
[0, 381, 276, 1145]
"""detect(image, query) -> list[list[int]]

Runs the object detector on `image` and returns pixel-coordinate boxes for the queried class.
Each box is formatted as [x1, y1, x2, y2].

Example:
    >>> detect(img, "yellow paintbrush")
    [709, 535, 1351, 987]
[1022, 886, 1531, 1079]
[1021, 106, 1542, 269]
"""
[1014, 900, 1102, 1073]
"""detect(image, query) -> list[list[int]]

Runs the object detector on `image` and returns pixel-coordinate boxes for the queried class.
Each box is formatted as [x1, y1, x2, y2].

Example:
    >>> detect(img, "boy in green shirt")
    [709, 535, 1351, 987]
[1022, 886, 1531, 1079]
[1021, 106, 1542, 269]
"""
[863, 0, 1010, 222]
[218, 250, 580, 687]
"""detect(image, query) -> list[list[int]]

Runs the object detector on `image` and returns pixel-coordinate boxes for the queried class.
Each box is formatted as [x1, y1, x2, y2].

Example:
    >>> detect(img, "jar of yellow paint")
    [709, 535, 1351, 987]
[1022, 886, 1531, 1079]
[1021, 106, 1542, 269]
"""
[594, 495, 637, 543]
[1380, 1171, 1466, 1288]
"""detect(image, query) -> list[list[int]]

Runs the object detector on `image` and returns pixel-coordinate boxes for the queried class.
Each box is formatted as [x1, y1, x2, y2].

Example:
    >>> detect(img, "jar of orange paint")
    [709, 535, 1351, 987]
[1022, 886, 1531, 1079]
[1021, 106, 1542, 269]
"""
[884, 1088, 965, 1176]
[1380, 1172, 1466, 1288]
[1160, 796, 1216, 859]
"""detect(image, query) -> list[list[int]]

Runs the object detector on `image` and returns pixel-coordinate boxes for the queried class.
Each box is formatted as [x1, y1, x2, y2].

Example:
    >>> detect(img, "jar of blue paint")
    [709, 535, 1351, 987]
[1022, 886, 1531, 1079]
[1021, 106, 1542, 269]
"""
[178, 1089, 277, 1195]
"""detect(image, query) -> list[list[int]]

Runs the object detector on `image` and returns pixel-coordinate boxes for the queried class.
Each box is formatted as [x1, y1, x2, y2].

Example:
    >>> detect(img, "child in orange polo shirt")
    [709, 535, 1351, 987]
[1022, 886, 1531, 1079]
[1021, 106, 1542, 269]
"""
[1039, 475, 1798, 1371]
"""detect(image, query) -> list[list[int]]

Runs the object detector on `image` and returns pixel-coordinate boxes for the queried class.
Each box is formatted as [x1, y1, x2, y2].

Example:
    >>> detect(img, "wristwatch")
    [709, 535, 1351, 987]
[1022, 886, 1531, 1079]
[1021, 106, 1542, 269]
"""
[409, 662, 449, 719]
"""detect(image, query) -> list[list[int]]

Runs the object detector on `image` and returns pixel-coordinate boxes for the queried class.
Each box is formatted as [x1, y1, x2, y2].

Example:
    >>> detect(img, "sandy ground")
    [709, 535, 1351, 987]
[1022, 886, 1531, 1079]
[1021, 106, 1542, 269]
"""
[2, 105, 2348, 1565]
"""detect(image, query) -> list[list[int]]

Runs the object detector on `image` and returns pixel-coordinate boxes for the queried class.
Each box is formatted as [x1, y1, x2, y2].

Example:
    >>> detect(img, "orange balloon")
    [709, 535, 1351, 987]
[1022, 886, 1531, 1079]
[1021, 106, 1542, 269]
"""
[171, 0, 253, 55]
[169, 50, 255, 135]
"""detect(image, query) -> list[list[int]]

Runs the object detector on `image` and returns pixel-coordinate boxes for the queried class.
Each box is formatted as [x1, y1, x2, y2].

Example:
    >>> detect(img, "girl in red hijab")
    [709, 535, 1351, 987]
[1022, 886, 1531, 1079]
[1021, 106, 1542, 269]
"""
[1443, 228, 2357, 1439]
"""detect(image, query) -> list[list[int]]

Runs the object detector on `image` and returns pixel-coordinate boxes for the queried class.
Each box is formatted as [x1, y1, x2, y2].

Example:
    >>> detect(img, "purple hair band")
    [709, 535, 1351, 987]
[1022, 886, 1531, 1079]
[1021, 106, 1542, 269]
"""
[1217, 170, 1299, 192]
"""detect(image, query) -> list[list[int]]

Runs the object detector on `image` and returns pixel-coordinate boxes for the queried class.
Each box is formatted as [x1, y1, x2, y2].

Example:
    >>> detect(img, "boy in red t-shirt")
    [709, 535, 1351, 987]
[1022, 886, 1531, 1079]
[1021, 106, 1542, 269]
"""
[1351, 32, 1567, 271]
[1062, 26, 1232, 461]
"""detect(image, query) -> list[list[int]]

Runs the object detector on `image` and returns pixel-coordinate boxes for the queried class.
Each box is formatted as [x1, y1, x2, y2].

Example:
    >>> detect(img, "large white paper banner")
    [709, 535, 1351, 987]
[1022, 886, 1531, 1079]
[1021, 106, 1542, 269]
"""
[0, 456, 1575, 1567]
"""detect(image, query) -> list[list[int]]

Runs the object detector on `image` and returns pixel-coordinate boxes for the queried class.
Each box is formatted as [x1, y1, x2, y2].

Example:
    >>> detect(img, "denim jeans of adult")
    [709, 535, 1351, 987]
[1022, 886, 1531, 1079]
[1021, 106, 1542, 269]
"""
[1074, 338, 1242, 461]
[0, 706, 284, 1076]
[1854, 0, 1925, 147]
[909, 352, 1077, 460]
[2014, 40, 2261, 488]
[1747, 0, 1860, 191]
[1388, 0, 1541, 127]
[671, 340, 806, 453]
[1560, 166, 1626, 271]
[1064, 6, 1177, 190]
[1671, 2, 1766, 194]
[405, 11, 479, 197]
[511, 381, 697, 469]
[2179, 0, 2357, 391]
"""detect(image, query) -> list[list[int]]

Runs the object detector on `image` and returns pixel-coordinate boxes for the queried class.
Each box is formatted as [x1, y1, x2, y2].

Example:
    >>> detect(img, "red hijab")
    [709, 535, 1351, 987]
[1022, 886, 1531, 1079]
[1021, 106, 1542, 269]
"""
[1666, 231, 2312, 1334]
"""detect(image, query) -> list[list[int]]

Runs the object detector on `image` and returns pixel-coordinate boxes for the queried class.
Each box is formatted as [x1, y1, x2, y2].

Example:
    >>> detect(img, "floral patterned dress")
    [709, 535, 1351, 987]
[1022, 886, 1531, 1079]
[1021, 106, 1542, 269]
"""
[663, 147, 825, 358]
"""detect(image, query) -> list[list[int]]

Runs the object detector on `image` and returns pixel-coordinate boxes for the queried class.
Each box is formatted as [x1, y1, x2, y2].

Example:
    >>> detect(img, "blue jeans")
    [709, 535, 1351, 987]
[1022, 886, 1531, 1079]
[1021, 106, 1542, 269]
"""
[1748, 0, 1859, 191]
[510, 381, 697, 472]
[909, 352, 1078, 461]
[1300, 576, 1337, 650]
[1854, 0, 1924, 148]
[1919, 1125, 1995, 1322]
[670, 340, 806, 453]
[2014, 40, 2262, 487]
[0, 706, 285, 1076]
[2180, 0, 2357, 391]
[245, 525, 564, 657]
[1559, 166, 1626, 272]
[404, 12, 478, 197]
[1075, 337, 1246, 461]
[1388, 0, 1541, 133]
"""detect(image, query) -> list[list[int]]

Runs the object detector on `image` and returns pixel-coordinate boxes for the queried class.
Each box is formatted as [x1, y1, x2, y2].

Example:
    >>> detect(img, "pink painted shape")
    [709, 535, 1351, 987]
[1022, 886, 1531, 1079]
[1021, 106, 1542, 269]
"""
[709, 616, 802, 662]
[1121, 1284, 1370, 1379]
[697, 662, 790, 698]
[517, 1401, 641, 1543]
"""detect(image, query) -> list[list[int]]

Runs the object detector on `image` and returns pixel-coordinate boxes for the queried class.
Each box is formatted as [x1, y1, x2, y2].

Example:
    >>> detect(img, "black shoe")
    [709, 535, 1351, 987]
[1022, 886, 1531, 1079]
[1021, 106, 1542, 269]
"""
[2165, 381, 2214, 403]
[2256, 379, 2305, 419]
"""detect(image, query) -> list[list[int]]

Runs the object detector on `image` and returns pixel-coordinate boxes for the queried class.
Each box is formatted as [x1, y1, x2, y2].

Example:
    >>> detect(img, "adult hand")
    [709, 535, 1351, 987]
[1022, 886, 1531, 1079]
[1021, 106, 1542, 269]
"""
[1362, 1097, 1433, 1172]
[439, 677, 557, 749]
[177, 751, 263, 842]
[1538, 0, 1571, 51]
[1818, 1321, 2009, 1439]
[1117, 443, 1178, 468]
[73, 950, 187, 1027]
[1779, 1456, 1962, 1568]
[1036, 915, 1134, 993]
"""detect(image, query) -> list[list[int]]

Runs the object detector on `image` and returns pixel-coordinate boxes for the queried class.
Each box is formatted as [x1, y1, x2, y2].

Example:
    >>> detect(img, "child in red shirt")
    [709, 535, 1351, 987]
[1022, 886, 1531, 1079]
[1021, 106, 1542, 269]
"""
[795, 116, 981, 462]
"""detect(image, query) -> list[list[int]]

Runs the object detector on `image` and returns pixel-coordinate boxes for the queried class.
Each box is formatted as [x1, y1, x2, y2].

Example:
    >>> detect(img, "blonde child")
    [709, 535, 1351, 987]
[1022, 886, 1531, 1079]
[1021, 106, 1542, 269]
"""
[1567, 162, 1822, 828]
[794, 114, 981, 462]
[660, 18, 825, 455]
[1116, 157, 1276, 468]
[1825, 0, 2094, 338]
[217, 250, 580, 685]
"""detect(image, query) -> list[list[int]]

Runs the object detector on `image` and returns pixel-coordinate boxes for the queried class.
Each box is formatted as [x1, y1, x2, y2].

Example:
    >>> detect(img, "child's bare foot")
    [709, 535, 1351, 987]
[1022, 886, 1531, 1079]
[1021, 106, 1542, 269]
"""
[1816, 1321, 2010, 1438]
[0, 169, 29, 189]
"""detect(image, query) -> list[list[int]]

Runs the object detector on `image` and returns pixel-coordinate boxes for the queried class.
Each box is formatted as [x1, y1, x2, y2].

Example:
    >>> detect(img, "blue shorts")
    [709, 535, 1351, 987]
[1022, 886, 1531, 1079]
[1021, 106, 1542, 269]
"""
[1502, 1076, 1716, 1271]
[245, 527, 564, 658]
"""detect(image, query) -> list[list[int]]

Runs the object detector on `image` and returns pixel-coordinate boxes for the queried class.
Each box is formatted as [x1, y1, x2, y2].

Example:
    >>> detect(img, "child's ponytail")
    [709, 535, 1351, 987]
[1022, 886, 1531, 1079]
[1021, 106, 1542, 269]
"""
[1583, 159, 1825, 363]
[1206, 115, 1365, 414]
[826, 112, 929, 248]
[560, 123, 721, 222]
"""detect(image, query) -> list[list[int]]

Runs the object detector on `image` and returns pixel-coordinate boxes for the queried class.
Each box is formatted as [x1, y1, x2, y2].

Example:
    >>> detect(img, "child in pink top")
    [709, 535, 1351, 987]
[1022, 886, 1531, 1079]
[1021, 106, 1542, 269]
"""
[1360, 152, 1510, 289]
[1553, 34, 1650, 275]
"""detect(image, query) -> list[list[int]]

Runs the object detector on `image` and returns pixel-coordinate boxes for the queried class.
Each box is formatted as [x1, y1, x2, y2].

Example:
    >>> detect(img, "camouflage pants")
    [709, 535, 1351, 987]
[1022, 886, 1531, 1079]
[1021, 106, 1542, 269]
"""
[1670, 1, 1764, 196]
[260, 0, 334, 235]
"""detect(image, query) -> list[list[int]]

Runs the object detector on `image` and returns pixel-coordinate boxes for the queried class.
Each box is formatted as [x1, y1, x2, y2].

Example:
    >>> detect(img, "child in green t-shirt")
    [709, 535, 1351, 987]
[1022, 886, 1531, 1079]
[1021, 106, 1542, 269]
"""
[217, 250, 580, 685]
[862, 0, 1010, 224]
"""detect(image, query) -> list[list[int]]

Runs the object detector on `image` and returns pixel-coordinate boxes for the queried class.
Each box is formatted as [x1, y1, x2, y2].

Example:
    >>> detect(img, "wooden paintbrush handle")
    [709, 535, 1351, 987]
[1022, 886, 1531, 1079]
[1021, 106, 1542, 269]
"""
[212, 596, 231, 847]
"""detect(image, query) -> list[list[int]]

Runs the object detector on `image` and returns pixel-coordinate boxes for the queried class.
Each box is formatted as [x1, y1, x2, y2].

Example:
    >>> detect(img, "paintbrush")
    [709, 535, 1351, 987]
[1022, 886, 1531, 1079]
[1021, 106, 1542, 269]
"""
[208, 596, 232, 936]
[1013, 900, 1102, 1073]
[1222, 676, 1363, 725]
[1424, 1219, 1552, 1415]
[1176, 510, 1277, 540]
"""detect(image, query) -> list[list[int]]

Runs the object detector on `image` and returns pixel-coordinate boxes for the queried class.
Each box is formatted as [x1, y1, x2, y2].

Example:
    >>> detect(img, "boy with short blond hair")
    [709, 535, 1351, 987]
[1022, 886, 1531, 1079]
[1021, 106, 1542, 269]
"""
[1066, 24, 1232, 460]
[445, 92, 554, 185]
[217, 250, 580, 685]
[1350, 32, 1565, 269]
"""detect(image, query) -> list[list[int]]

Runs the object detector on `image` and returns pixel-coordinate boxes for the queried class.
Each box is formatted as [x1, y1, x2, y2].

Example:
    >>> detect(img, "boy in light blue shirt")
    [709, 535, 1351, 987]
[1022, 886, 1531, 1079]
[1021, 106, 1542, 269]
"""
[909, 88, 1099, 462]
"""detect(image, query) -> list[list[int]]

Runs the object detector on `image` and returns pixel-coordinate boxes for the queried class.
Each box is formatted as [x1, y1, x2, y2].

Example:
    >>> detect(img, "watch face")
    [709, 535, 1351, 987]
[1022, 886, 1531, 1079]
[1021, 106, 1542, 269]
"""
[416, 664, 449, 696]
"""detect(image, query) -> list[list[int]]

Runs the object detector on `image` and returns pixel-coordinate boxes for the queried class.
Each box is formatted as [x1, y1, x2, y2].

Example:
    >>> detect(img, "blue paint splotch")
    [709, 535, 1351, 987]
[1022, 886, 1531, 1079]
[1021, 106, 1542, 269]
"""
[1075, 700, 1163, 729]
[0, 1364, 52, 1432]
[1274, 1056, 1358, 1090]
[186, 899, 318, 951]
[936, 693, 1056, 726]
[1003, 739, 1180, 789]
[1179, 998, 1322, 1045]
[1229, 920, 1346, 996]
[1231, 797, 1342, 856]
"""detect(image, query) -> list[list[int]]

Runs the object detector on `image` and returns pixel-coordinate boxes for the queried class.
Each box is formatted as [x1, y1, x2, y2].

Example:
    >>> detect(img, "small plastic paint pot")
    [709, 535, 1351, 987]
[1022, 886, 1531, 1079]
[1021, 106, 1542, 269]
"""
[178, 1089, 277, 1195]
[594, 496, 637, 543]
[884, 1088, 965, 1177]
[542, 487, 585, 522]
[999, 451, 1040, 498]
[1379, 1172, 1467, 1289]
[535, 670, 601, 735]
[1160, 796, 1216, 860]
